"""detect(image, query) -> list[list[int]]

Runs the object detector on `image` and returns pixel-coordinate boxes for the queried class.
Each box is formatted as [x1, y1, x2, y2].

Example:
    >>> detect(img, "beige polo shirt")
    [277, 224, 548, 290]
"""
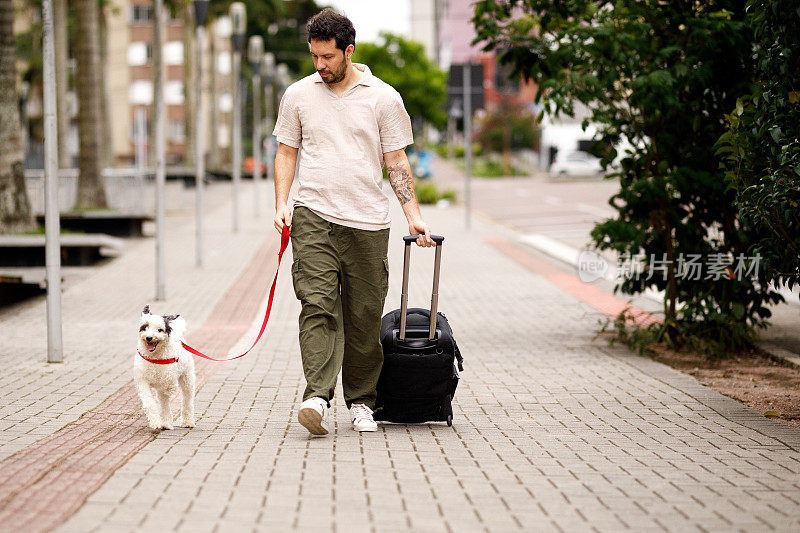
[272, 63, 413, 231]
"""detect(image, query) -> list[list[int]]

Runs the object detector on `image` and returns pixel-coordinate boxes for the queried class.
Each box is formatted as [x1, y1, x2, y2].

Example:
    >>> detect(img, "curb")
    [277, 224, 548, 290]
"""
[515, 230, 800, 369]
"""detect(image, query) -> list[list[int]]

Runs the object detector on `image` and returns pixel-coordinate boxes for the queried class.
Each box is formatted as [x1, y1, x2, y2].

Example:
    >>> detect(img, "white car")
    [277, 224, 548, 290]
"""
[550, 151, 603, 176]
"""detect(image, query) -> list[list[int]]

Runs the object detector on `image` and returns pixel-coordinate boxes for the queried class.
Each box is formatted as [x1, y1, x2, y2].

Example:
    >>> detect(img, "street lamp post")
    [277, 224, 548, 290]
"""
[193, 0, 209, 267]
[275, 63, 292, 188]
[276, 63, 290, 91]
[248, 35, 263, 218]
[154, 0, 166, 299]
[42, 0, 63, 362]
[229, 2, 246, 232]
[262, 52, 275, 195]
[463, 63, 472, 230]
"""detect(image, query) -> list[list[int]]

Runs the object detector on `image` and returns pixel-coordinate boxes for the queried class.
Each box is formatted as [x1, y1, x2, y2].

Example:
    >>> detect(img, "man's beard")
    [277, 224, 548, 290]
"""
[318, 60, 347, 85]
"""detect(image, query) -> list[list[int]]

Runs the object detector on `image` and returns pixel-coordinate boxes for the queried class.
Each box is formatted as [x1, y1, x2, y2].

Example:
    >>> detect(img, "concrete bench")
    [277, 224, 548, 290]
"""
[0, 269, 47, 305]
[35, 212, 153, 237]
[0, 234, 124, 267]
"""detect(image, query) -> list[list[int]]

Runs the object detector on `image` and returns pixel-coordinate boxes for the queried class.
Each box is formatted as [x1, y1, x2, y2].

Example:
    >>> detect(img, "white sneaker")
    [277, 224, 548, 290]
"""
[351, 403, 378, 432]
[298, 397, 329, 436]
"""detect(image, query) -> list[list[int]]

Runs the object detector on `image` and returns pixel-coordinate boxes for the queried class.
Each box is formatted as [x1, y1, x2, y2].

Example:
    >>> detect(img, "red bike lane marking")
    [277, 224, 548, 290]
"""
[0, 236, 280, 533]
[484, 235, 659, 326]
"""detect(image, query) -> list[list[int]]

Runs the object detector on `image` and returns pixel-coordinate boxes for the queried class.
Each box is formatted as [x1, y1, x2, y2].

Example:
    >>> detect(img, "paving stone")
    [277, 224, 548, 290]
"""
[0, 179, 798, 532]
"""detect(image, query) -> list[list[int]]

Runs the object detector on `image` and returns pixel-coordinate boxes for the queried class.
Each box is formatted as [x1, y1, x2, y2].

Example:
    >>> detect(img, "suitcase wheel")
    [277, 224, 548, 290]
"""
[446, 414, 453, 426]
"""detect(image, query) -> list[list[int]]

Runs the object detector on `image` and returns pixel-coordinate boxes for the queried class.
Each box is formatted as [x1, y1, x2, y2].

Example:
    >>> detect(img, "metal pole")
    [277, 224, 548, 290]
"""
[154, 0, 166, 299]
[463, 63, 472, 230]
[447, 115, 455, 159]
[252, 72, 261, 217]
[135, 108, 146, 172]
[232, 52, 241, 232]
[264, 81, 274, 188]
[195, 25, 205, 267]
[42, 0, 63, 363]
[433, 0, 441, 67]
[135, 108, 147, 209]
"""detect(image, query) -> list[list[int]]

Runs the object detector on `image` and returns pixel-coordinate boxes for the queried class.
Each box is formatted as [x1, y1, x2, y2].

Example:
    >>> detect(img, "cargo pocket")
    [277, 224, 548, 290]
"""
[291, 259, 304, 300]
[381, 257, 389, 298]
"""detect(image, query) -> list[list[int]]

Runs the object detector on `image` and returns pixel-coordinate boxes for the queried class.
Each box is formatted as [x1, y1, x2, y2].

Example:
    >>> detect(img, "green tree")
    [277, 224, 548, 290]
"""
[719, 0, 800, 294]
[206, 0, 322, 74]
[473, 1, 782, 355]
[352, 33, 447, 130]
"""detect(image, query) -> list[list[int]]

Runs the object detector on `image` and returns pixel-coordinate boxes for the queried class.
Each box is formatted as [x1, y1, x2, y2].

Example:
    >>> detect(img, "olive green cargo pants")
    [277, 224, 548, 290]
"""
[290, 207, 389, 409]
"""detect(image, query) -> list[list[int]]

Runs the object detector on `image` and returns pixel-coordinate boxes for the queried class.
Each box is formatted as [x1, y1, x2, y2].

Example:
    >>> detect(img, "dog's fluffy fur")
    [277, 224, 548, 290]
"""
[134, 305, 195, 430]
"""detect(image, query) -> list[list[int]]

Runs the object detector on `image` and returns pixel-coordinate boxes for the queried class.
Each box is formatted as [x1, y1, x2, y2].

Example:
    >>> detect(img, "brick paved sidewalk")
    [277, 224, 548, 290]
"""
[0, 181, 275, 461]
[15, 187, 790, 532]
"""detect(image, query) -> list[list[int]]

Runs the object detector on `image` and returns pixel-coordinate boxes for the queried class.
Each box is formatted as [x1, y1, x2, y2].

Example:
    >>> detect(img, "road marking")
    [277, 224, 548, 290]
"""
[485, 235, 659, 325]
[519, 233, 663, 303]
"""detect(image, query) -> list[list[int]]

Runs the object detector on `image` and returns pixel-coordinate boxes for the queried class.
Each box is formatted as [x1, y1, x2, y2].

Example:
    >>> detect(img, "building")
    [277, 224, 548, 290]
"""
[109, 0, 231, 166]
[410, 0, 538, 112]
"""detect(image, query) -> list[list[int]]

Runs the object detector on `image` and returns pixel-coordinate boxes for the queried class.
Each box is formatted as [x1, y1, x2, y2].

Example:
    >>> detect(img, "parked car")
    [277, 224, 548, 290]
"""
[549, 150, 603, 176]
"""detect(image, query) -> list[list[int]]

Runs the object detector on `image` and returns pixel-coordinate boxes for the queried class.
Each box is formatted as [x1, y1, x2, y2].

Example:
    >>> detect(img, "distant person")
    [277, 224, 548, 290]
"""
[272, 8, 434, 436]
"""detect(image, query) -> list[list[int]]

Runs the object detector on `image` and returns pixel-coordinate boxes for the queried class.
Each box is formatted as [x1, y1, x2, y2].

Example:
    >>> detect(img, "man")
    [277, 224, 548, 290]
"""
[272, 9, 434, 436]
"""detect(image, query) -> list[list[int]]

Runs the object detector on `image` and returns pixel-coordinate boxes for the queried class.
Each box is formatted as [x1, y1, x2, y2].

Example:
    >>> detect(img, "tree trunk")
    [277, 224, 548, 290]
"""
[182, 4, 195, 167]
[98, 2, 113, 167]
[208, 18, 218, 170]
[0, 0, 35, 233]
[73, 0, 107, 208]
[54, 0, 70, 169]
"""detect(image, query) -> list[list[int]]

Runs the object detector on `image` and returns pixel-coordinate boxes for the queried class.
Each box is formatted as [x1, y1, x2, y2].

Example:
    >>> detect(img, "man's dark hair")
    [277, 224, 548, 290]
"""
[306, 9, 356, 52]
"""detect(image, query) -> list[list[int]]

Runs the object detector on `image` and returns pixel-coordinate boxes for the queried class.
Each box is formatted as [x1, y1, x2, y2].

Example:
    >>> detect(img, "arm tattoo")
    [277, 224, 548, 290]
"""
[387, 163, 415, 206]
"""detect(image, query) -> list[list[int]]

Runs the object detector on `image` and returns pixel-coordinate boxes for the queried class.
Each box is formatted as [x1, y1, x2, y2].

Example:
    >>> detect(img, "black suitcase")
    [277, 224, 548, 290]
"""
[374, 234, 463, 426]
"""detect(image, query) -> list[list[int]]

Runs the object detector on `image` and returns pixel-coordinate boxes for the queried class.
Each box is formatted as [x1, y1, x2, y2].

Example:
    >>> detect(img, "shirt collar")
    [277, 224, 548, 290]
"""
[313, 63, 373, 87]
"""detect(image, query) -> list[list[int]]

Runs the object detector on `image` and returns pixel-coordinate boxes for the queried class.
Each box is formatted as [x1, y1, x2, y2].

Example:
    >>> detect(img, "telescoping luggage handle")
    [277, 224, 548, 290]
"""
[400, 234, 445, 341]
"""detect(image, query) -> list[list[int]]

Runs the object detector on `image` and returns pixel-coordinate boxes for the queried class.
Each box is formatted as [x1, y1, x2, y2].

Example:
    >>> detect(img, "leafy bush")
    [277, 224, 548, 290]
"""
[415, 181, 456, 205]
[718, 0, 800, 294]
[459, 158, 527, 177]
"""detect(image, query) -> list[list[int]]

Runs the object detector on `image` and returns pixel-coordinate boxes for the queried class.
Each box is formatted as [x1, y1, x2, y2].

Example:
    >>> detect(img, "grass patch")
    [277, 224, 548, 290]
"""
[457, 157, 528, 178]
[416, 181, 457, 205]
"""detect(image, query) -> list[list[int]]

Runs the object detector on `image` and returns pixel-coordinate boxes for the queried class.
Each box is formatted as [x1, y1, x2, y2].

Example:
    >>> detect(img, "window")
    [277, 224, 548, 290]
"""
[164, 41, 184, 66]
[127, 42, 152, 66]
[167, 121, 185, 143]
[215, 16, 232, 38]
[219, 92, 232, 112]
[130, 5, 154, 24]
[129, 81, 153, 105]
[217, 52, 231, 75]
[218, 125, 230, 148]
[164, 81, 184, 105]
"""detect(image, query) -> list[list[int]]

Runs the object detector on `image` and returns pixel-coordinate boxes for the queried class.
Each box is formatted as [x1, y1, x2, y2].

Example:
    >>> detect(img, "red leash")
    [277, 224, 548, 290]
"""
[180, 224, 291, 362]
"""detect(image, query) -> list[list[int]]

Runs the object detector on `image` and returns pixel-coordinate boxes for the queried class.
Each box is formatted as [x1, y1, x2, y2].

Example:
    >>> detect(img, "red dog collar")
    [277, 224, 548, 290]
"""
[137, 350, 179, 364]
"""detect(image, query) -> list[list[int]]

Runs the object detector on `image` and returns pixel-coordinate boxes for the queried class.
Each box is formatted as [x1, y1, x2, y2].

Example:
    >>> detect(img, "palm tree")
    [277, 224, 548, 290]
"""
[0, 0, 35, 233]
[53, 0, 70, 168]
[73, 0, 107, 208]
[182, 3, 196, 167]
[98, 1, 113, 167]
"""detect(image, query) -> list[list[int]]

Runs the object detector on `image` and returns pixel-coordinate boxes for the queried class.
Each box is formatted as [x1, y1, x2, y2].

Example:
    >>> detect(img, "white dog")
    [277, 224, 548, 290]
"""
[134, 305, 195, 430]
